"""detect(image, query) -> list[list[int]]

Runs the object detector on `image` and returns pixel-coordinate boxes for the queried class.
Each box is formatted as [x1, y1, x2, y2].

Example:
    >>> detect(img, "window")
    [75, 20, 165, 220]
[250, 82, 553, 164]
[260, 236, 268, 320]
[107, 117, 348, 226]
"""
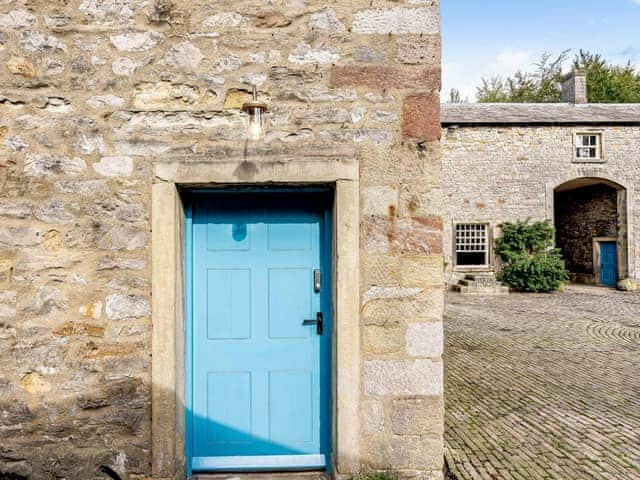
[575, 133, 602, 160]
[455, 223, 488, 266]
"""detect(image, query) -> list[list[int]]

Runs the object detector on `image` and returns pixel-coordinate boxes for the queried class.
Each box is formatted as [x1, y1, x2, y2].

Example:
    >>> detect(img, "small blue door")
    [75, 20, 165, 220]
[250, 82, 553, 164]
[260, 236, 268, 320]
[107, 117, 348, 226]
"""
[600, 241, 618, 287]
[186, 192, 331, 474]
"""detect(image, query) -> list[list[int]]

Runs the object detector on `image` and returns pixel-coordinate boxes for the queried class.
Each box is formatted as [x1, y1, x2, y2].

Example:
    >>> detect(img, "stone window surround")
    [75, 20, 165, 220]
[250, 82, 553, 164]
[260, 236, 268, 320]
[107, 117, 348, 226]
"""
[451, 221, 493, 272]
[150, 158, 360, 479]
[573, 129, 605, 164]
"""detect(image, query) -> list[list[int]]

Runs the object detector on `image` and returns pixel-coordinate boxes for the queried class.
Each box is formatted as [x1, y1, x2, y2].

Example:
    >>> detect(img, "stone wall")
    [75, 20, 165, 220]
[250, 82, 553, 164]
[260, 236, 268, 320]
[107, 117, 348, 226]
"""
[442, 126, 640, 283]
[0, 1, 443, 479]
[555, 184, 618, 275]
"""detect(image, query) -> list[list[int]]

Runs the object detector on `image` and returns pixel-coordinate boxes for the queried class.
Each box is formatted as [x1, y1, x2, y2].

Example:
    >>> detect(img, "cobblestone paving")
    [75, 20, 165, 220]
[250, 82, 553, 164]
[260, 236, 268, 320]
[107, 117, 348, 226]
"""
[444, 285, 640, 480]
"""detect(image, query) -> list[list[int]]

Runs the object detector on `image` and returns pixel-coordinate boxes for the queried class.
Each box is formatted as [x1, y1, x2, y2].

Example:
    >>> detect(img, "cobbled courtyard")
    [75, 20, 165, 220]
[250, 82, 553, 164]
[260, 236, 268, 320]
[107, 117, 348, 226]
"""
[444, 285, 640, 480]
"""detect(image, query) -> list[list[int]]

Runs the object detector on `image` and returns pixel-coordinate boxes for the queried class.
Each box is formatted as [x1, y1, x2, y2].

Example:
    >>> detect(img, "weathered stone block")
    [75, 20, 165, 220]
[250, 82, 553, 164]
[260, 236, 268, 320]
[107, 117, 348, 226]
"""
[391, 435, 444, 470]
[86, 95, 124, 109]
[289, 43, 341, 64]
[24, 286, 68, 315]
[352, 7, 439, 35]
[106, 294, 151, 320]
[406, 322, 443, 358]
[24, 154, 86, 177]
[110, 31, 164, 51]
[98, 255, 147, 271]
[54, 179, 110, 196]
[203, 12, 247, 29]
[331, 65, 441, 90]
[364, 359, 443, 396]
[399, 184, 443, 217]
[402, 93, 441, 141]
[20, 372, 51, 394]
[77, 376, 143, 409]
[35, 199, 74, 224]
[7, 56, 36, 78]
[223, 89, 252, 110]
[98, 226, 148, 251]
[253, 11, 291, 28]
[0, 289, 17, 316]
[392, 397, 444, 436]
[362, 399, 385, 434]
[401, 254, 444, 287]
[0, 226, 41, 247]
[53, 321, 105, 337]
[363, 324, 404, 355]
[362, 254, 401, 287]
[362, 186, 398, 216]
[397, 35, 441, 66]
[0, 9, 36, 30]
[19, 30, 67, 53]
[309, 8, 346, 35]
[79, 0, 135, 25]
[0, 202, 32, 219]
[360, 434, 392, 470]
[93, 156, 133, 177]
[112, 56, 139, 76]
[160, 41, 205, 70]
[0, 400, 33, 425]
[131, 82, 218, 111]
[363, 287, 443, 321]
[362, 215, 443, 255]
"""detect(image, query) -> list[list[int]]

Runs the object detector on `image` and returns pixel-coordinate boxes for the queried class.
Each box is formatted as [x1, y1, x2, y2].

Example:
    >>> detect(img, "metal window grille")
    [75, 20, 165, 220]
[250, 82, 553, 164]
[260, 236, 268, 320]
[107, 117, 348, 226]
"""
[456, 224, 487, 252]
[455, 224, 488, 266]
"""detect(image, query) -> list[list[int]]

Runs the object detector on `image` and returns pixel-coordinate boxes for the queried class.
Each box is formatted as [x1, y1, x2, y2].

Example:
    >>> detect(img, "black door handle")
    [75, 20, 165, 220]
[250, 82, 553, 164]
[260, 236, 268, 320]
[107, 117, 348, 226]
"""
[302, 312, 323, 335]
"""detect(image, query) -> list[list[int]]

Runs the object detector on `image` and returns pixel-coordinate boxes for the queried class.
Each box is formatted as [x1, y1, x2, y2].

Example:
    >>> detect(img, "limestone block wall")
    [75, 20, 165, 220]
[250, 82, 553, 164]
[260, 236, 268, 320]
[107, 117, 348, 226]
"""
[0, 1, 443, 479]
[442, 125, 640, 282]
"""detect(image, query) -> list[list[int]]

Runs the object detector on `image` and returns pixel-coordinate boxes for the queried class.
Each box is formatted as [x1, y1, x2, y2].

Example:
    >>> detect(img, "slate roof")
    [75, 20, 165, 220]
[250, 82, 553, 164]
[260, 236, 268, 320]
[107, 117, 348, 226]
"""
[441, 103, 640, 126]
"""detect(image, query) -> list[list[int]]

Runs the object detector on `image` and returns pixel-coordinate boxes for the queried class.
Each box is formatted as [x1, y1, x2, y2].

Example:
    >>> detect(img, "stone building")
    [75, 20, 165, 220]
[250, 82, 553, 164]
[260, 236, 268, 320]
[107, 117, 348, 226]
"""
[0, 1, 444, 480]
[442, 72, 640, 290]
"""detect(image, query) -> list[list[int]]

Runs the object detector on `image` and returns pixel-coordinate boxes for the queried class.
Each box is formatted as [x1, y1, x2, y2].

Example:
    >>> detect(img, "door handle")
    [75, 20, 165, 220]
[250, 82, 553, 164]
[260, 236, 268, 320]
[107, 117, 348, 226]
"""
[302, 312, 323, 335]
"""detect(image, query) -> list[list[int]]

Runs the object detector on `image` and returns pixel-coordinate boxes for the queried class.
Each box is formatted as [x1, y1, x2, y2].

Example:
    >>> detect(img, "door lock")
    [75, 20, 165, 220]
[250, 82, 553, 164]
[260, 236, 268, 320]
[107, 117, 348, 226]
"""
[302, 312, 323, 335]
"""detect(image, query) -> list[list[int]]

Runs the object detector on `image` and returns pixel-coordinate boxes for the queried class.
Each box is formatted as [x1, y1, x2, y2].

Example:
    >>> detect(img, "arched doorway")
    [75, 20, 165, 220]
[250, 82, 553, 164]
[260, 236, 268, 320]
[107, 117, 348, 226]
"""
[553, 177, 628, 286]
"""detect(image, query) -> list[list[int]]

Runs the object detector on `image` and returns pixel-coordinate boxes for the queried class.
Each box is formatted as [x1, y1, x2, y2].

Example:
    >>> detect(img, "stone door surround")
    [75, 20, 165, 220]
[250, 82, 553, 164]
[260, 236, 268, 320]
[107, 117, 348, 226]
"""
[150, 153, 360, 479]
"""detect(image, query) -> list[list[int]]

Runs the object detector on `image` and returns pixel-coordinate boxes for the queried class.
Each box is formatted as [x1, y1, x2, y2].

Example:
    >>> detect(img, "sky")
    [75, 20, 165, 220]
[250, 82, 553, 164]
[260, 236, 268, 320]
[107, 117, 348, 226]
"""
[442, 0, 640, 102]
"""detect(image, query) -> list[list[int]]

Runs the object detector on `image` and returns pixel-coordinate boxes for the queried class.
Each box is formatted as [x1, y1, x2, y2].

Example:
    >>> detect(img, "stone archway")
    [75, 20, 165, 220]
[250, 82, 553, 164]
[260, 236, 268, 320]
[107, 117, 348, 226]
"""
[552, 177, 629, 285]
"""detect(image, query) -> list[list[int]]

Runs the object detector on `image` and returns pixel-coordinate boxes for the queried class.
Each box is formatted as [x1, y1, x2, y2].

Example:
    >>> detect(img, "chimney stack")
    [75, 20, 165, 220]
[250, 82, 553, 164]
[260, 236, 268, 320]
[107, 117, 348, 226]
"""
[561, 70, 588, 104]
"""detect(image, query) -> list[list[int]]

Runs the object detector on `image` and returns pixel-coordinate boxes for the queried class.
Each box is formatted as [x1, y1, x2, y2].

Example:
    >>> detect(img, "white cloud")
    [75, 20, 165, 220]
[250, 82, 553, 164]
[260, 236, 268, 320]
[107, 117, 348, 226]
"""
[442, 48, 532, 102]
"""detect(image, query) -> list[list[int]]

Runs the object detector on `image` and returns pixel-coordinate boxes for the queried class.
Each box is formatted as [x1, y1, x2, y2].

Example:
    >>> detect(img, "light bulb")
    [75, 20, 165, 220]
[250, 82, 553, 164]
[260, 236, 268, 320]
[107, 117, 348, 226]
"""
[246, 108, 264, 140]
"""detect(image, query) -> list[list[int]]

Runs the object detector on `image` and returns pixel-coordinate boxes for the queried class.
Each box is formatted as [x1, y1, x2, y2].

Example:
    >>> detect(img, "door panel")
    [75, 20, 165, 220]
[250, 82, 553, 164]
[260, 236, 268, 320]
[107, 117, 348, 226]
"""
[188, 193, 331, 473]
[268, 370, 314, 444]
[268, 268, 312, 339]
[207, 372, 253, 444]
[600, 242, 618, 287]
[207, 269, 251, 340]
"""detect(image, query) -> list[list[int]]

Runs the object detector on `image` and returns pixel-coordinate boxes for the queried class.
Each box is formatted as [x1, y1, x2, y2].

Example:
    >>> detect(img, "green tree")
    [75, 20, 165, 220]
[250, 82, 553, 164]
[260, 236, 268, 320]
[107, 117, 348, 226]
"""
[573, 50, 640, 103]
[447, 88, 465, 103]
[475, 50, 640, 103]
[495, 220, 569, 293]
[476, 51, 568, 103]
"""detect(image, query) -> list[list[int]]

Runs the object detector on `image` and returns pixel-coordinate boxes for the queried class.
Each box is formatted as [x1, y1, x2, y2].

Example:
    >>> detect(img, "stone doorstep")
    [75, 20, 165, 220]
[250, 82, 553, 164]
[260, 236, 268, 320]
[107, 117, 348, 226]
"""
[451, 283, 509, 294]
[450, 272, 510, 296]
[191, 473, 331, 480]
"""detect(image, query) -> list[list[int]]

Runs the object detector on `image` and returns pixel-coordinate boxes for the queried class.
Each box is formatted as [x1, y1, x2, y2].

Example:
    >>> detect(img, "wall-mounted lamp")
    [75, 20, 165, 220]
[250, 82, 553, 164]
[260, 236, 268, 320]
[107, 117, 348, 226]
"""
[242, 85, 268, 141]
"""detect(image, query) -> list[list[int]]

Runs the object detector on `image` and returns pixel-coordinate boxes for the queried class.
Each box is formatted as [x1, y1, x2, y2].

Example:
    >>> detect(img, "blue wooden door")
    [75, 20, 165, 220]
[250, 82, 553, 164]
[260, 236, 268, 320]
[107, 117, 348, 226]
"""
[186, 192, 331, 473]
[600, 241, 618, 287]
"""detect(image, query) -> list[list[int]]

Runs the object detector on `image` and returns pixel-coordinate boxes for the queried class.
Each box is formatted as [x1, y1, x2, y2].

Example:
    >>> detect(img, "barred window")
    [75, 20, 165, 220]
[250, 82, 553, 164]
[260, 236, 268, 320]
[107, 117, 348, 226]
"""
[455, 224, 488, 266]
[575, 134, 601, 160]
